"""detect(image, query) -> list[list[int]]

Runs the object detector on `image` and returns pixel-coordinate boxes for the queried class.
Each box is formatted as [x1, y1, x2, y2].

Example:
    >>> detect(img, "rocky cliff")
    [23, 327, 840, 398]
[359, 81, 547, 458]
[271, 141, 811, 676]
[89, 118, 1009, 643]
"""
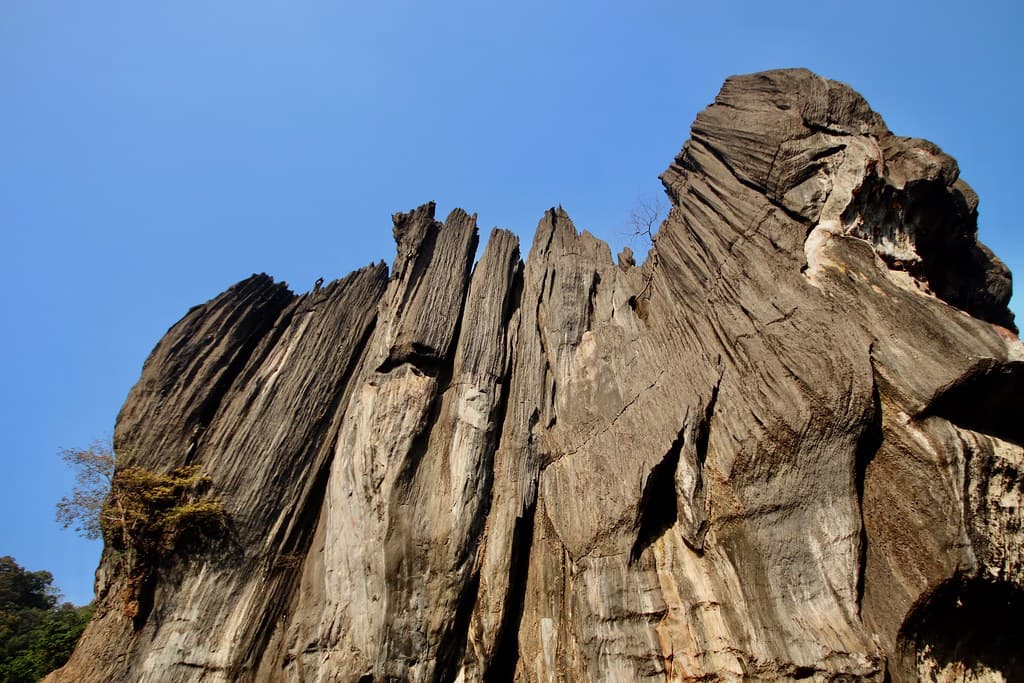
[52, 69, 1023, 682]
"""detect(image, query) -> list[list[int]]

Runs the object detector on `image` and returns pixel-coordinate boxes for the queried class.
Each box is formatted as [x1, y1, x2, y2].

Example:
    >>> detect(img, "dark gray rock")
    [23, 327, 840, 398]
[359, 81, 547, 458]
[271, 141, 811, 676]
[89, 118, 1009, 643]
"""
[52, 69, 1022, 683]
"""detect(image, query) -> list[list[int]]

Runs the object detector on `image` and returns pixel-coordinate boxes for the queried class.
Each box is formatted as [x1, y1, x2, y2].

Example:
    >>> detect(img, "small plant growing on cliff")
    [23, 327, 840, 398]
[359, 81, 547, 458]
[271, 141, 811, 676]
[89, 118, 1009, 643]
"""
[57, 441, 228, 623]
[625, 194, 664, 322]
[57, 442, 227, 553]
[100, 462, 228, 622]
[628, 193, 665, 246]
[100, 463, 227, 558]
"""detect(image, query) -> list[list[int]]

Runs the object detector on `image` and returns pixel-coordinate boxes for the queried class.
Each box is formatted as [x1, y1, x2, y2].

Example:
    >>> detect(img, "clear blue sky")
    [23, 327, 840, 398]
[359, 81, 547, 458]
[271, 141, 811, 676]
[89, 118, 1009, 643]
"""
[2, 1, 1021, 605]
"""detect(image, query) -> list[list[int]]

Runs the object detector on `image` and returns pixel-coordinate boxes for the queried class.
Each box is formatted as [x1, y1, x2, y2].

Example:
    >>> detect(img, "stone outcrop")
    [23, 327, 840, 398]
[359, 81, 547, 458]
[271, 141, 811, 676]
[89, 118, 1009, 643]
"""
[51, 69, 1022, 682]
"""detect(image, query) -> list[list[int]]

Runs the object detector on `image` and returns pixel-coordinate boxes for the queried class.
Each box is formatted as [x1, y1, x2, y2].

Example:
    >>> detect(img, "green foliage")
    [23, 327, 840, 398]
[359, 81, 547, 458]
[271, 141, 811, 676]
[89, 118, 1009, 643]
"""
[0, 556, 92, 682]
[0, 558, 56, 613]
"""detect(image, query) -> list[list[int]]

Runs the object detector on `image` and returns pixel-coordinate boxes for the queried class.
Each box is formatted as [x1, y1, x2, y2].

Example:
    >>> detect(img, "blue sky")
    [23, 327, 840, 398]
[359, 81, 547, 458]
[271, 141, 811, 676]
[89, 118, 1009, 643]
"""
[2, 1, 1021, 605]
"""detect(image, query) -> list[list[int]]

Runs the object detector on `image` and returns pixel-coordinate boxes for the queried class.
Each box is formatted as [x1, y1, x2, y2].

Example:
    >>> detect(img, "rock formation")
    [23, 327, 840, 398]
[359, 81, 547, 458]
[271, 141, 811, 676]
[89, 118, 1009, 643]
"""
[51, 69, 1022, 682]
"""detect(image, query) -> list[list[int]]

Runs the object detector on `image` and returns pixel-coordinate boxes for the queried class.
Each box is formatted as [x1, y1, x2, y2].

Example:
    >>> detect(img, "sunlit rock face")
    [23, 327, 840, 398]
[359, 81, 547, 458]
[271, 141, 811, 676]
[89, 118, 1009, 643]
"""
[50, 69, 1022, 682]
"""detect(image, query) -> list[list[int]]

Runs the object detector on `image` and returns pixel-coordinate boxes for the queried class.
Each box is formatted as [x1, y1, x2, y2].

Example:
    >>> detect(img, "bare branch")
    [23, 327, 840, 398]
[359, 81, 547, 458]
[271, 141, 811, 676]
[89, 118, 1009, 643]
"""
[628, 194, 665, 243]
[55, 438, 116, 540]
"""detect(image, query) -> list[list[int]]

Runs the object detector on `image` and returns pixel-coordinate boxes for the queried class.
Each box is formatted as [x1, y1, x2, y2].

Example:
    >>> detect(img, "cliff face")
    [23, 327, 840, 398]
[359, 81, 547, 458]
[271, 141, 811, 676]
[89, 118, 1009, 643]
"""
[53, 69, 1023, 682]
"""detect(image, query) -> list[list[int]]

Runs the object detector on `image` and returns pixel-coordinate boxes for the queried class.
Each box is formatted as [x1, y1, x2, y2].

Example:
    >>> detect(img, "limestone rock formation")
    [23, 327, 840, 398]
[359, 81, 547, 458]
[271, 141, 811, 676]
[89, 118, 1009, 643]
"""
[51, 69, 1022, 682]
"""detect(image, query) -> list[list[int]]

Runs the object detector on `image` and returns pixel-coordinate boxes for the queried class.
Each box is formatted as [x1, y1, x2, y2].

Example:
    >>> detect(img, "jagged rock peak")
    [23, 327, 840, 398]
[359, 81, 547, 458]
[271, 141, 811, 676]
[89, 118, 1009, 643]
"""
[52, 69, 1022, 683]
[663, 68, 1014, 331]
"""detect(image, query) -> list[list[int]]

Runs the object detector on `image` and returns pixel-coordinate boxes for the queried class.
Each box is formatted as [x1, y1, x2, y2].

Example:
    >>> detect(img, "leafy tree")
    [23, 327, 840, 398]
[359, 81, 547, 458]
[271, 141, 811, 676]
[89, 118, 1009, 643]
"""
[0, 556, 56, 612]
[55, 440, 115, 540]
[0, 556, 92, 682]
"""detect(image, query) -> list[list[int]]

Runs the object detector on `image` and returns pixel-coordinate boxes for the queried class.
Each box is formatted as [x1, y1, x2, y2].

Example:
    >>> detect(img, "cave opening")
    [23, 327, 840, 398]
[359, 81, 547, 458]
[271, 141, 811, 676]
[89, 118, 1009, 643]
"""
[897, 575, 1024, 681]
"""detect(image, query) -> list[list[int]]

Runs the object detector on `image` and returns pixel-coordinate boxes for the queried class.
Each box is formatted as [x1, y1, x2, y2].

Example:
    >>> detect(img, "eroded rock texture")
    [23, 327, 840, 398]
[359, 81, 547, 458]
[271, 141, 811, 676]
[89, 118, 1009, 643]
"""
[52, 69, 1022, 682]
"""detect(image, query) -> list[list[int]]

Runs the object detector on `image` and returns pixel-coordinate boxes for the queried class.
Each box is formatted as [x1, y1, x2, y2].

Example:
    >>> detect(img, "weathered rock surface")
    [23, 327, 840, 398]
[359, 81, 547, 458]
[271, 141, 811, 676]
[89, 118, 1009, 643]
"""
[51, 69, 1022, 682]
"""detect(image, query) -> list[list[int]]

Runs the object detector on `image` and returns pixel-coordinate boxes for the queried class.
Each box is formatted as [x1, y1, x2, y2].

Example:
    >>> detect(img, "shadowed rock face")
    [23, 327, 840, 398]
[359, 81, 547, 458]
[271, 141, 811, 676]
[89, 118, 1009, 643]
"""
[51, 69, 1022, 682]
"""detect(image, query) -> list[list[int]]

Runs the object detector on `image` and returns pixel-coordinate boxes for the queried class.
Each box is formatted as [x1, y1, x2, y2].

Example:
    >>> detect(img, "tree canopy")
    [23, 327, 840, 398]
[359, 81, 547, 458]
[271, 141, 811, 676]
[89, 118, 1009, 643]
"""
[0, 556, 92, 682]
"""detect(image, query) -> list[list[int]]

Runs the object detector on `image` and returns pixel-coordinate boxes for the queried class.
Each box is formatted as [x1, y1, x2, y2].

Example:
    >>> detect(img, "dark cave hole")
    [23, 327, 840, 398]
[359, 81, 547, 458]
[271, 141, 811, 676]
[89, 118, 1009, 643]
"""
[629, 427, 683, 564]
[898, 575, 1024, 681]
[925, 360, 1024, 447]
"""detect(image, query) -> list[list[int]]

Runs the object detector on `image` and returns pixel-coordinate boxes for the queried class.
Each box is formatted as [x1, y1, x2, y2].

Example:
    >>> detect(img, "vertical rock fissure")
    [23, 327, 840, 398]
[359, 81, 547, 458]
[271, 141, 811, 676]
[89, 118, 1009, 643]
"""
[239, 312, 383, 672]
[183, 288, 296, 464]
[432, 260, 524, 683]
[686, 375, 720, 553]
[389, 268, 475, 502]
[695, 377, 720, 468]
[389, 370, 453, 505]
[630, 425, 684, 564]
[584, 271, 600, 332]
[855, 364, 883, 614]
[483, 495, 538, 683]
[433, 572, 481, 683]
[531, 278, 558, 432]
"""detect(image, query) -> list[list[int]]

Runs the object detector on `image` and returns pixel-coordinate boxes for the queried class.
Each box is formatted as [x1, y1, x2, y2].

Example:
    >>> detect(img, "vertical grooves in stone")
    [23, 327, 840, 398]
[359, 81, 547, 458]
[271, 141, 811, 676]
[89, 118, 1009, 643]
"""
[433, 253, 524, 683]
[239, 308, 382, 671]
[114, 274, 295, 467]
[484, 495, 538, 683]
